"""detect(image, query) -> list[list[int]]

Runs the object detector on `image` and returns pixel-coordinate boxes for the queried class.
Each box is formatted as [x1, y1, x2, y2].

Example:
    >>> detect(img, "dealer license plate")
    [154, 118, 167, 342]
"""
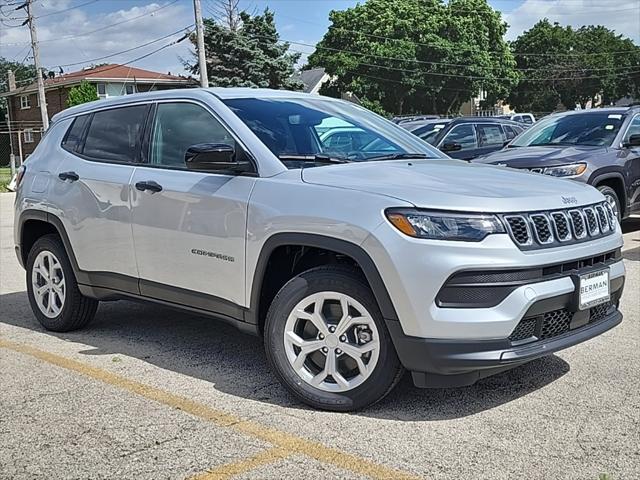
[578, 269, 610, 310]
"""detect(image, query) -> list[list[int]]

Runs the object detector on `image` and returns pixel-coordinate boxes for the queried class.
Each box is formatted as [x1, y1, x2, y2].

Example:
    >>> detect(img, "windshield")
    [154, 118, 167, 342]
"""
[510, 112, 626, 147]
[222, 97, 446, 167]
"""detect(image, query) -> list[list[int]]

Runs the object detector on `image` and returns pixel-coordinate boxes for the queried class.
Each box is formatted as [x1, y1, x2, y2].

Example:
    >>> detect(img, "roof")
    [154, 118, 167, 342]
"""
[2, 64, 193, 97]
[292, 68, 330, 94]
[449, 116, 523, 126]
[51, 87, 349, 123]
[554, 106, 639, 116]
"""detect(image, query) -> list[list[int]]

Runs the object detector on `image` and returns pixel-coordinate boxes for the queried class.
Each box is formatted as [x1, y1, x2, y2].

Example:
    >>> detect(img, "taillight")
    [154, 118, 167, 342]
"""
[15, 165, 26, 189]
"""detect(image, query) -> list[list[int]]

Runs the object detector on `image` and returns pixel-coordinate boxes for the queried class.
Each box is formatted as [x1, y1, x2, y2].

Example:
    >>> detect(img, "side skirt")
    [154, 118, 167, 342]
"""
[78, 275, 258, 336]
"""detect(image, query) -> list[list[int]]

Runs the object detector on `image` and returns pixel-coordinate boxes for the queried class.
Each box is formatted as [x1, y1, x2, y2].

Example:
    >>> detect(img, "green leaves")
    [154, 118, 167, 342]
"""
[66, 80, 99, 108]
[185, 9, 303, 91]
[508, 20, 640, 113]
[308, 0, 517, 116]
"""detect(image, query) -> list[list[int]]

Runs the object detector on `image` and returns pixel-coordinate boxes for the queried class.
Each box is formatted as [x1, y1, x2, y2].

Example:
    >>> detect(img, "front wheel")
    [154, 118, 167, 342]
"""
[597, 185, 622, 223]
[264, 265, 404, 411]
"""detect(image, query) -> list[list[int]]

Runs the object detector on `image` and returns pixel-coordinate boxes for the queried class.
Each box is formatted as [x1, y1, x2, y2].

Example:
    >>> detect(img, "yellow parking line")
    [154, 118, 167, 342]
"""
[188, 447, 290, 480]
[0, 339, 419, 480]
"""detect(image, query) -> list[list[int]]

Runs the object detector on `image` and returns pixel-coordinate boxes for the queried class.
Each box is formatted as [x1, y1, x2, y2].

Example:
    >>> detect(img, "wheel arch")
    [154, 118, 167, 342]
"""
[18, 210, 83, 278]
[590, 170, 627, 216]
[248, 233, 399, 331]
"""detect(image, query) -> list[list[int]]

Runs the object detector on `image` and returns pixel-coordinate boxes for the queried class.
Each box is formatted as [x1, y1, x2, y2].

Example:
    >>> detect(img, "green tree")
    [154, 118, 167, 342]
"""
[185, 8, 303, 90]
[507, 20, 640, 113]
[308, 0, 518, 115]
[66, 80, 99, 107]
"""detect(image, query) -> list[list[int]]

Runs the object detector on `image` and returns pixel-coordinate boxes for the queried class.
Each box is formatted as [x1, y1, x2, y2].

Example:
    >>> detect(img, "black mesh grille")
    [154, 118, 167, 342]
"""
[590, 302, 613, 323]
[551, 213, 570, 240]
[540, 309, 572, 339]
[509, 317, 537, 342]
[585, 209, 598, 235]
[509, 301, 617, 345]
[569, 210, 585, 237]
[596, 205, 609, 231]
[531, 215, 553, 243]
[506, 216, 529, 244]
[604, 203, 616, 225]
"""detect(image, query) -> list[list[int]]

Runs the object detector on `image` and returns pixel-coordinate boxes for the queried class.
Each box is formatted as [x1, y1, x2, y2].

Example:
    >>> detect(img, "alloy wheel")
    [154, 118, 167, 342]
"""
[283, 291, 380, 392]
[32, 250, 66, 318]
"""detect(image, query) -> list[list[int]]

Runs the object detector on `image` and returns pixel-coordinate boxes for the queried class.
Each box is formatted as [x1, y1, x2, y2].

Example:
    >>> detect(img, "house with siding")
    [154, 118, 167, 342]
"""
[1, 64, 194, 160]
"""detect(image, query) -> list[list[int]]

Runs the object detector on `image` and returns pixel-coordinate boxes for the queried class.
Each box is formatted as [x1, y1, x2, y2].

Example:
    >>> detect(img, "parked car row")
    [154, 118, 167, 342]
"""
[473, 106, 640, 221]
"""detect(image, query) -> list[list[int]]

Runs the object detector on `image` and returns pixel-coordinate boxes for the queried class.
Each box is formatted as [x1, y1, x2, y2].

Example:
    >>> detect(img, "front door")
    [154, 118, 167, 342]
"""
[130, 101, 256, 312]
[621, 114, 640, 213]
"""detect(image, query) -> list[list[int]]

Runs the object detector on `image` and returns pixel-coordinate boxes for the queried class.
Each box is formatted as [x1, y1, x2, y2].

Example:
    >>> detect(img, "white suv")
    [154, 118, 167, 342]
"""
[14, 89, 625, 411]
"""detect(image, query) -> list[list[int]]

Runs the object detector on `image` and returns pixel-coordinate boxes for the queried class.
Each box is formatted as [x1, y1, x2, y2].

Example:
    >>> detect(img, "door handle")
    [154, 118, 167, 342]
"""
[135, 180, 163, 193]
[58, 171, 79, 182]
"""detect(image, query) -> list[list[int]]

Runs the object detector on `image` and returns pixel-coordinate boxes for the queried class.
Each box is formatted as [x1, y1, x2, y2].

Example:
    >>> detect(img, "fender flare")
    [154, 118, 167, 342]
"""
[589, 170, 628, 213]
[248, 233, 399, 325]
[18, 209, 88, 283]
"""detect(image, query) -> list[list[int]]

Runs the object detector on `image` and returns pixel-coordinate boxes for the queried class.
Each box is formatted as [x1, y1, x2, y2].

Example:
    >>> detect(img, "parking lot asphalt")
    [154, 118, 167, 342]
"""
[1, 192, 639, 480]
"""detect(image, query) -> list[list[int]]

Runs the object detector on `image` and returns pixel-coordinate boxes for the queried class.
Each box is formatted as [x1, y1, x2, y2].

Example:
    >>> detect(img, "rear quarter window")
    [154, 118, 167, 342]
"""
[61, 115, 90, 153]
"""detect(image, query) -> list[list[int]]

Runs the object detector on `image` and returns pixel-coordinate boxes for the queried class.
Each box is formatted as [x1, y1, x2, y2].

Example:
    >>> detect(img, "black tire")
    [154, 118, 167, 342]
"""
[26, 234, 98, 332]
[264, 265, 404, 411]
[597, 185, 622, 222]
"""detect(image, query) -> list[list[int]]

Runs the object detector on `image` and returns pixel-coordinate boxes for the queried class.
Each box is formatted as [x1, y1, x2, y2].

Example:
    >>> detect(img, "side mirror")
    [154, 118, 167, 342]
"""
[623, 134, 640, 148]
[184, 143, 252, 173]
[441, 142, 462, 152]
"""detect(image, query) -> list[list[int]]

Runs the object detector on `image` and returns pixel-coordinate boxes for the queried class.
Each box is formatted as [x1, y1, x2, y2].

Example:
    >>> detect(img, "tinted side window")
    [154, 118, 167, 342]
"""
[623, 115, 640, 144]
[82, 105, 148, 162]
[150, 102, 236, 167]
[442, 124, 477, 150]
[62, 115, 89, 153]
[477, 124, 505, 147]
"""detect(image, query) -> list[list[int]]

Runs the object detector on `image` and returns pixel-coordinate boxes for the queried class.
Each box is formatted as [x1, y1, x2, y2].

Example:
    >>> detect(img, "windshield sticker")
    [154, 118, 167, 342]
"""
[434, 124, 446, 129]
[605, 125, 615, 130]
[608, 114, 622, 119]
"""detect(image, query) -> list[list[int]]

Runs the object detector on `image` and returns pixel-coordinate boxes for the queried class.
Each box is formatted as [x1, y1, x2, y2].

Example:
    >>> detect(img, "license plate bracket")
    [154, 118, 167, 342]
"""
[577, 269, 610, 310]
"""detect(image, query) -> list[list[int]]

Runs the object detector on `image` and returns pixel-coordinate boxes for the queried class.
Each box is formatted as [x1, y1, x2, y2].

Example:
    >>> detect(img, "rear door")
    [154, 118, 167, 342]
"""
[52, 104, 149, 288]
[475, 123, 507, 158]
[130, 100, 256, 311]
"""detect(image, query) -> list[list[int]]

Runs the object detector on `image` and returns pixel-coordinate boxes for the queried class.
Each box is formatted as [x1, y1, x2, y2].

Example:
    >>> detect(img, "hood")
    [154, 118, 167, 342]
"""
[471, 145, 603, 168]
[301, 159, 603, 213]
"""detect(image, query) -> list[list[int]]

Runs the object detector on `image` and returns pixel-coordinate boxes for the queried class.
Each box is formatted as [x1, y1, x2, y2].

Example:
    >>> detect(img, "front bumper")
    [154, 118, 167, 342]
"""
[387, 285, 624, 388]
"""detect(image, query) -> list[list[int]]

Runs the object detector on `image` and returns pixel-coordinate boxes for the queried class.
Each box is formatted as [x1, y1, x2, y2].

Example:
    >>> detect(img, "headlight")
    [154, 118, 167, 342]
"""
[542, 163, 587, 177]
[385, 209, 505, 241]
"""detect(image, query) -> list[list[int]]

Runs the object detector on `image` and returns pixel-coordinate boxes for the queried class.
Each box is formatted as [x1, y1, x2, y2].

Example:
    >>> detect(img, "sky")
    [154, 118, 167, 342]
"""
[1, 0, 639, 79]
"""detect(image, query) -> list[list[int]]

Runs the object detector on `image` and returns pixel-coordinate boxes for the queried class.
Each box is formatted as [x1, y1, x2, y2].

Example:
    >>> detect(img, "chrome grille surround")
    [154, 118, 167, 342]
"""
[595, 204, 610, 233]
[530, 214, 554, 244]
[583, 207, 600, 236]
[568, 209, 587, 239]
[501, 201, 616, 250]
[550, 211, 572, 242]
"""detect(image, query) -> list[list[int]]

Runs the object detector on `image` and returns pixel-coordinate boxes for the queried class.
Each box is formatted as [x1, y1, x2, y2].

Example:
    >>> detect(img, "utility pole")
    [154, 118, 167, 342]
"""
[193, 0, 209, 88]
[22, 0, 49, 130]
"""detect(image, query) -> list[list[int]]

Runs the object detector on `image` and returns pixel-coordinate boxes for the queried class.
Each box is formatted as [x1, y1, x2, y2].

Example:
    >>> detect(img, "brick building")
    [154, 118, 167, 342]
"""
[1, 64, 194, 160]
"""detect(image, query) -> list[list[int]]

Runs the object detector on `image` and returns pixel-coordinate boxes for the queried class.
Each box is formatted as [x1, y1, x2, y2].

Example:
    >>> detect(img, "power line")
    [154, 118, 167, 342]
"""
[283, 39, 640, 77]
[2, 0, 181, 46]
[34, 0, 99, 19]
[273, 13, 640, 58]
[288, 48, 640, 82]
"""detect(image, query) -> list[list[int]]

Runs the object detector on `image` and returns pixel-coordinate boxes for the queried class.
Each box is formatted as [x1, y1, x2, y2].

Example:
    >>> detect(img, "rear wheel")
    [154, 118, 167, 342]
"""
[264, 265, 404, 411]
[26, 235, 98, 332]
[597, 185, 622, 223]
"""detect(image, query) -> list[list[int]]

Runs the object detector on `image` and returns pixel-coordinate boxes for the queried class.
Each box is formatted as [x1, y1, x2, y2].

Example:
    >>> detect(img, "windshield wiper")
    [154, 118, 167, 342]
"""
[365, 153, 430, 161]
[278, 154, 353, 164]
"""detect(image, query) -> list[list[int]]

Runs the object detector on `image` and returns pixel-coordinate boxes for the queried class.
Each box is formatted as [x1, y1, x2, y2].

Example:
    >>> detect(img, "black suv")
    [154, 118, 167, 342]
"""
[401, 117, 525, 160]
[472, 107, 640, 221]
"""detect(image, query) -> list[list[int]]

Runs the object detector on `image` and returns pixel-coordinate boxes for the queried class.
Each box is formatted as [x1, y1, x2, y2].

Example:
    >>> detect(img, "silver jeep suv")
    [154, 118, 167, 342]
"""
[14, 89, 625, 411]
